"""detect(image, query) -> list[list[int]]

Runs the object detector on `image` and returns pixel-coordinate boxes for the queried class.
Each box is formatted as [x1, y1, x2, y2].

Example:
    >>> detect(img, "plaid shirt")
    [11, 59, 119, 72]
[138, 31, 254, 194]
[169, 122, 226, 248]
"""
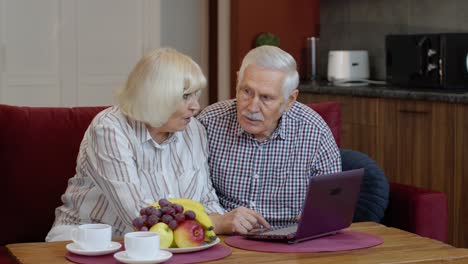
[198, 100, 341, 227]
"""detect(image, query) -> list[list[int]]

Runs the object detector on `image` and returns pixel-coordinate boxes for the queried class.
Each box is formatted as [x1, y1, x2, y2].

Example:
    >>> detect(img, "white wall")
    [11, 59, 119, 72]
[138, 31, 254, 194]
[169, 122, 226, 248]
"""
[0, 0, 209, 107]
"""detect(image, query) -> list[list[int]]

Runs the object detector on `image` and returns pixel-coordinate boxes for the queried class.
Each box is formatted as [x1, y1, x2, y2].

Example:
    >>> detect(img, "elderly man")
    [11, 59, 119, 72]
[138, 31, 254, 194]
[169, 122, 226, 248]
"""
[198, 45, 341, 234]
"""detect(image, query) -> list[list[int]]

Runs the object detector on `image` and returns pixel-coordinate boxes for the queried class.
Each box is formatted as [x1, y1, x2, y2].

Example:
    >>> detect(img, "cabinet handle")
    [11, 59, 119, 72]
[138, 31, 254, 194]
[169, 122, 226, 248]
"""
[398, 109, 430, 115]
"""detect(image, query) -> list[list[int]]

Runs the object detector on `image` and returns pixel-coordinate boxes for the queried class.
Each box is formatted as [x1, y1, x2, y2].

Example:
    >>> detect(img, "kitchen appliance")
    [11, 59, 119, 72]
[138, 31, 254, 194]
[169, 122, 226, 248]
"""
[327, 50, 370, 86]
[307, 37, 319, 80]
[386, 33, 468, 89]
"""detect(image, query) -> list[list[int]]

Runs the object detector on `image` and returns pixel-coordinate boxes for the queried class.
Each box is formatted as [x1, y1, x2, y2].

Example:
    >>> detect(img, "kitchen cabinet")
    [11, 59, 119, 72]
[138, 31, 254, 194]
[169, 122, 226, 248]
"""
[379, 99, 456, 246]
[298, 93, 380, 161]
[298, 92, 465, 247]
[454, 105, 468, 247]
[379, 100, 455, 189]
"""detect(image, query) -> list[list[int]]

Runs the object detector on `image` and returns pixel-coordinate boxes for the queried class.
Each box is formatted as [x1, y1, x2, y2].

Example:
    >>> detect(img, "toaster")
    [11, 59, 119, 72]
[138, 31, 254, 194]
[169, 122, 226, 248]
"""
[327, 50, 370, 86]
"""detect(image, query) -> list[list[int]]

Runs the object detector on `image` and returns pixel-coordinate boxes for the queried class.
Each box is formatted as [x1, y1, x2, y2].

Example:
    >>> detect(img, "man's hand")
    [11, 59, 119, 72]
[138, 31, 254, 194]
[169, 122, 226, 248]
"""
[210, 207, 270, 235]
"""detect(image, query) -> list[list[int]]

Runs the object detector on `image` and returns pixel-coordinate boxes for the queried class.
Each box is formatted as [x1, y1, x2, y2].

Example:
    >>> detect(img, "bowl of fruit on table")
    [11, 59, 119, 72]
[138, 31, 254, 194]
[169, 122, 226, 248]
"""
[132, 198, 219, 253]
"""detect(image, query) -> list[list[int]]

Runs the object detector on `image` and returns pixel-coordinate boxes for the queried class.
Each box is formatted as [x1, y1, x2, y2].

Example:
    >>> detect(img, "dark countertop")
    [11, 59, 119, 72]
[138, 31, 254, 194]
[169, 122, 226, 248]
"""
[298, 81, 468, 104]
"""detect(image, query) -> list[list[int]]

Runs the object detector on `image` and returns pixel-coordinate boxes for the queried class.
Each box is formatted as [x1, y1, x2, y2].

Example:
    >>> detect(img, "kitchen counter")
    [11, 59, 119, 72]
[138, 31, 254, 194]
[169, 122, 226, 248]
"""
[299, 81, 468, 104]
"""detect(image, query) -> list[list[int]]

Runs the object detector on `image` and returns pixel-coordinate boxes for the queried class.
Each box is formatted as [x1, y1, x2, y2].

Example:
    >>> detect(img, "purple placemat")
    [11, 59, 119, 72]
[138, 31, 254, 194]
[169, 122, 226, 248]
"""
[224, 231, 383, 253]
[65, 244, 232, 264]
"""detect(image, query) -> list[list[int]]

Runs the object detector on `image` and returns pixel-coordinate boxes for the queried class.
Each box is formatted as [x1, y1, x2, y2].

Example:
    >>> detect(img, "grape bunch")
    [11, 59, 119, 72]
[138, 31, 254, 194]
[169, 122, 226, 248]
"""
[132, 198, 196, 231]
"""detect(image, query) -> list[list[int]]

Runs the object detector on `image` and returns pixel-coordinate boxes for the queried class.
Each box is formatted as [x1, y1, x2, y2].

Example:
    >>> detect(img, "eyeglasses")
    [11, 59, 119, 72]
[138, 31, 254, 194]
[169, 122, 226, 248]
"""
[182, 90, 201, 103]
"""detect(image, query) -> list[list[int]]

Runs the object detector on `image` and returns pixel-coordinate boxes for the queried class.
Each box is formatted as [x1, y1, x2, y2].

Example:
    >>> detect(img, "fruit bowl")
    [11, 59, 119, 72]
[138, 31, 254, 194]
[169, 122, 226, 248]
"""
[165, 237, 220, 254]
[132, 198, 218, 250]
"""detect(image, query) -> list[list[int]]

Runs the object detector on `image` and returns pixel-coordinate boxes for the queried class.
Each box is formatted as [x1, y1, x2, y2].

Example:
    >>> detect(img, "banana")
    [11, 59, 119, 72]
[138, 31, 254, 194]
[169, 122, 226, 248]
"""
[167, 198, 215, 230]
[168, 198, 204, 211]
[150, 198, 218, 242]
[204, 228, 217, 243]
[191, 207, 215, 230]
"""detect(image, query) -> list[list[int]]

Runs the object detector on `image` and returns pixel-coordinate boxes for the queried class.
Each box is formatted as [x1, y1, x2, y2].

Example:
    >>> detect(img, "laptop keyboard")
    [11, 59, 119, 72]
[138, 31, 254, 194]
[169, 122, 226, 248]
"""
[261, 224, 298, 236]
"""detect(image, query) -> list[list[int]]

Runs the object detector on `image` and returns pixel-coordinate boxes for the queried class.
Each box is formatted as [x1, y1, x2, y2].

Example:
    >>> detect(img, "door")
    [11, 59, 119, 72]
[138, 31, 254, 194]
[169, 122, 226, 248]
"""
[0, 0, 161, 106]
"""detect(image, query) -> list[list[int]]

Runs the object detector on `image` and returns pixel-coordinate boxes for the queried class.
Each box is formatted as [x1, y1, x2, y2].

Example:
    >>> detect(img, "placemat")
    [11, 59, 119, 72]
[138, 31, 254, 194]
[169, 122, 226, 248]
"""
[224, 231, 383, 253]
[65, 244, 232, 264]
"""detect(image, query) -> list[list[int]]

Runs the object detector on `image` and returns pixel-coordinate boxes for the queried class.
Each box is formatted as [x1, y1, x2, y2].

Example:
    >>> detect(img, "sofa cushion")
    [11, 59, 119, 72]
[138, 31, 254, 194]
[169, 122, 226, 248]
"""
[340, 149, 389, 222]
[0, 104, 106, 245]
[307, 102, 341, 147]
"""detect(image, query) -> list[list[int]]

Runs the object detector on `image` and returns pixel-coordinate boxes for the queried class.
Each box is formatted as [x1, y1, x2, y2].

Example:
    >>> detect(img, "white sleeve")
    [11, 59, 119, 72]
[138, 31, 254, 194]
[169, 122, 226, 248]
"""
[193, 120, 226, 214]
[85, 120, 151, 227]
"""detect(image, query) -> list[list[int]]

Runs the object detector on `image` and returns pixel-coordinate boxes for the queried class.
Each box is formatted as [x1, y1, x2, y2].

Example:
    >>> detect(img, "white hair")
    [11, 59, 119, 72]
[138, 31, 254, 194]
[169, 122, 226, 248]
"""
[116, 48, 206, 127]
[237, 45, 299, 99]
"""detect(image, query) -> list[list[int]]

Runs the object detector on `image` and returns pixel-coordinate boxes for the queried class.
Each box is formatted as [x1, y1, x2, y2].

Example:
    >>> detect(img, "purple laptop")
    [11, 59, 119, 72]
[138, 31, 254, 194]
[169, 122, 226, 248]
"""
[243, 168, 364, 244]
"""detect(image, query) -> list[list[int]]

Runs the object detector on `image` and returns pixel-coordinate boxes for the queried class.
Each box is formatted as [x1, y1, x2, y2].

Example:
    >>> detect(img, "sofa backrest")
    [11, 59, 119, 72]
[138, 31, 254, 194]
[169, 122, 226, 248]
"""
[0, 104, 106, 245]
[0, 101, 340, 245]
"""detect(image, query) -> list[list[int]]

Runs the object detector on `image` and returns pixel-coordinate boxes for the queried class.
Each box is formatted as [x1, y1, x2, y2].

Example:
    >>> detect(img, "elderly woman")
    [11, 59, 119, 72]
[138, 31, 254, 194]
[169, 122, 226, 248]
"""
[46, 48, 227, 241]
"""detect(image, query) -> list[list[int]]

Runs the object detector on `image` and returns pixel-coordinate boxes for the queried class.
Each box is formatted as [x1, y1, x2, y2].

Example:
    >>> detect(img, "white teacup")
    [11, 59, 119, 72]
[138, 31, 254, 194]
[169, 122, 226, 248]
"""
[124, 231, 160, 260]
[71, 223, 112, 251]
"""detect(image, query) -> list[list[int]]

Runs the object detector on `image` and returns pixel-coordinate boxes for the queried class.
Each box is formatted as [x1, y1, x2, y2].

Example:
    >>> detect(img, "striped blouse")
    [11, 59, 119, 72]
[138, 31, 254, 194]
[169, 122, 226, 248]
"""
[48, 106, 224, 238]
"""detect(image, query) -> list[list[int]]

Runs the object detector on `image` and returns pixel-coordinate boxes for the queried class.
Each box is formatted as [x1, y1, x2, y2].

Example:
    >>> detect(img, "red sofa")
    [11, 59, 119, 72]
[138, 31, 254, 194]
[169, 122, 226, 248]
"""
[0, 102, 448, 262]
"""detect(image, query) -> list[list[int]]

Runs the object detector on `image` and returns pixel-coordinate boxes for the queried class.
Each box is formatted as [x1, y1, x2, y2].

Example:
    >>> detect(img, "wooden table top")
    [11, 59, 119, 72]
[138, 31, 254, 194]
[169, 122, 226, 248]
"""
[6, 222, 468, 264]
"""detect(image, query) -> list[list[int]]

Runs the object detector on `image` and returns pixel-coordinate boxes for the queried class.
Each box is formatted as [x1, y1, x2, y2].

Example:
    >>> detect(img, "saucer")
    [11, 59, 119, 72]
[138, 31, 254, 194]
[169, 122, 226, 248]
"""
[113, 250, 172, 264]
[166, 237, 220, 253]
[66, 241, 122, 256]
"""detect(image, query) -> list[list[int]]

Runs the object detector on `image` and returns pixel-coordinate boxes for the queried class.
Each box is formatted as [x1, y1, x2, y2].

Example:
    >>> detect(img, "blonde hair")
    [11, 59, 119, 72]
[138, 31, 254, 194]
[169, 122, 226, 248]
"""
[116, 48, 206, 127]
[237, 45, 299, 99]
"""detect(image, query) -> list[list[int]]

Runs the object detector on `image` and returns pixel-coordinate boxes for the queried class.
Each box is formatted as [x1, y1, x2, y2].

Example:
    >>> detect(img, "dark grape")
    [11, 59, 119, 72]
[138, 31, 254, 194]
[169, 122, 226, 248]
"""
[146, 215, 160, 226]
[158, 198, 171, 207]
[161, 206, 175, 215]
[139, 208, 147, 216]
[140, 215, 148, 227]
[172, 203, 184, 214]
[140, 226, 148, 231]
[146, 207, 161, 217]
[174, 213, 185, 223]
[145, 206, 155, 216]
[140, 214, 148, 222]
[132, 217, 145, 229]
[152, 208, 162, 217]
[184, 210, 196, 220]
[168, 220, 178, 230]
[161, 214, 173, 224]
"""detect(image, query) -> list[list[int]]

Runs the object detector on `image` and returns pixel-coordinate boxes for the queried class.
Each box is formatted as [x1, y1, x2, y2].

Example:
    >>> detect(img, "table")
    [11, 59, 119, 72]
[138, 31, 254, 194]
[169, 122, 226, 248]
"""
[6, 222, 468, 263]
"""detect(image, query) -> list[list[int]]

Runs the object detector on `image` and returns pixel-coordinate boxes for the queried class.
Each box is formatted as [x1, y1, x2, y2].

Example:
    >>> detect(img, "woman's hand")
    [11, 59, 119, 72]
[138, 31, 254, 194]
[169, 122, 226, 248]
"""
[210, 207, 270, 235]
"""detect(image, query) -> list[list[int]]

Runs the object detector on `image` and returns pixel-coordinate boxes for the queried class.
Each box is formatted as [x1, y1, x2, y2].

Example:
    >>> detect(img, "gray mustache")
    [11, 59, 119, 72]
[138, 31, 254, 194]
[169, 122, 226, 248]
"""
[242, 112, 264, 121]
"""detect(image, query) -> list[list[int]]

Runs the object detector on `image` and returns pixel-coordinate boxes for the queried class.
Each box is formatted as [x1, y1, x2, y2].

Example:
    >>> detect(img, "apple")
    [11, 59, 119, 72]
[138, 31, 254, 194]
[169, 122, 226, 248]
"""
[149, 222, 173, 249]
[174, 220, 205, 248]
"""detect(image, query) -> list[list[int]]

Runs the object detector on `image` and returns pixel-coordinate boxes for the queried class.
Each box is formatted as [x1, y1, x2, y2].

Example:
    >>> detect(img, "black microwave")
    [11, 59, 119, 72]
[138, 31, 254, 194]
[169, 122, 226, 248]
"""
[386, 33, 468, 89]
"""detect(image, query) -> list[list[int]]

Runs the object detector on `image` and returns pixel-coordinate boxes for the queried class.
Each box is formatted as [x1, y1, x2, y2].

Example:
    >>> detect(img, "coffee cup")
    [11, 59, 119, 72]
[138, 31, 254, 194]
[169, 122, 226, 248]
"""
[71, 223, 112, 251]
[124, 231, 160, 260]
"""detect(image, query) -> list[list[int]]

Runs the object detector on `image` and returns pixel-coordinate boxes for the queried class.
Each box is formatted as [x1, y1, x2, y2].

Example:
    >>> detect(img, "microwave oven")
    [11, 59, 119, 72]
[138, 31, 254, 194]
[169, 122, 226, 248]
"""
[386, 33, 468, 89]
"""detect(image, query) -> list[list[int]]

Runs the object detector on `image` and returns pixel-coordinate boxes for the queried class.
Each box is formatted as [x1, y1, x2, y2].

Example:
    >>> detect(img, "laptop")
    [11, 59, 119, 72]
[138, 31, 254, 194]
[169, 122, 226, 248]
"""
[243, 168, 364, 244]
